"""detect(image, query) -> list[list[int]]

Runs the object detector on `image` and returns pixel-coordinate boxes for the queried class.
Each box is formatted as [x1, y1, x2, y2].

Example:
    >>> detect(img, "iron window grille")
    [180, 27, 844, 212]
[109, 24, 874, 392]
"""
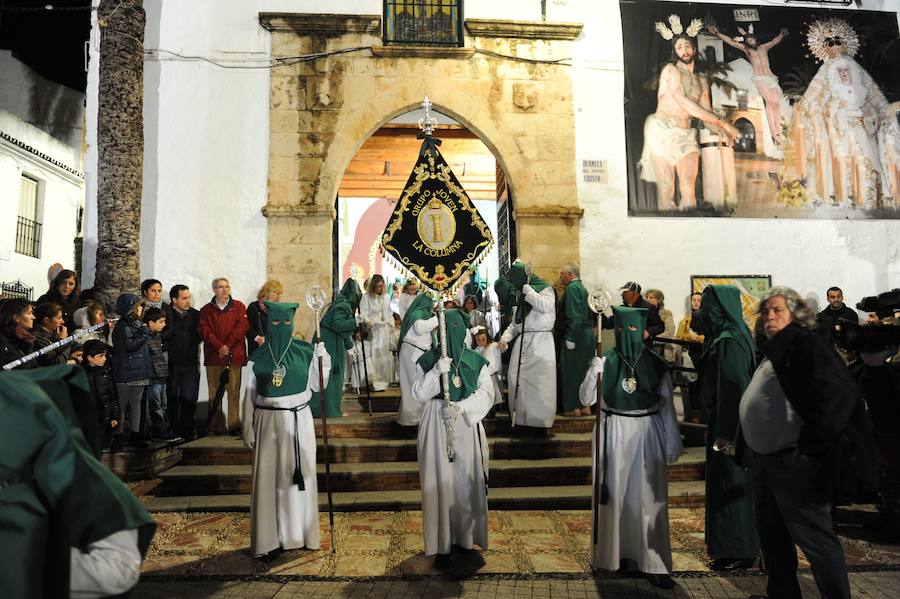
[383, 0, 463, 47]
[15, 216, 42, 258]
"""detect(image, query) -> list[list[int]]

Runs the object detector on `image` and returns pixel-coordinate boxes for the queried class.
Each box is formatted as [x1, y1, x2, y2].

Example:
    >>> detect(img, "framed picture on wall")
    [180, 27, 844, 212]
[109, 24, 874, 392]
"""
[620, 1, 900, 218]
[691, 274, 772, 331]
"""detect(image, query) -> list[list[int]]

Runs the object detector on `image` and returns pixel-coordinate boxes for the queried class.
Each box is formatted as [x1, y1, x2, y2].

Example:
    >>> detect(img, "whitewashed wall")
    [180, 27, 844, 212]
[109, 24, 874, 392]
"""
[80, 0, 900, 318]
[0, 110, 83, 297]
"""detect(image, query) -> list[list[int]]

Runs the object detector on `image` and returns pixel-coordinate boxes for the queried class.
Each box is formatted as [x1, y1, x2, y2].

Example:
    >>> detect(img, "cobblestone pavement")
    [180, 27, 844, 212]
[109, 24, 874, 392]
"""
[135, 505, 900, 597]
[140, 507, 900, 578]
[133, 569, 900, 598]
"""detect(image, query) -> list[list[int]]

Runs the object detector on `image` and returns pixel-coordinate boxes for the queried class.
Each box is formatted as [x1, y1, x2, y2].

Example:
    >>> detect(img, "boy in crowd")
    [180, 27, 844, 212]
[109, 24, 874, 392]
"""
[83, 339, 122, 451]
[142, 307, 180, 441]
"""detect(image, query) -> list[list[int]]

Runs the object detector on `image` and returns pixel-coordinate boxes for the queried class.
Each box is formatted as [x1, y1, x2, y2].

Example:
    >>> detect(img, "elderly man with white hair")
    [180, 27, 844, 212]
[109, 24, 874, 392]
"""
[738, 286, 858, 599]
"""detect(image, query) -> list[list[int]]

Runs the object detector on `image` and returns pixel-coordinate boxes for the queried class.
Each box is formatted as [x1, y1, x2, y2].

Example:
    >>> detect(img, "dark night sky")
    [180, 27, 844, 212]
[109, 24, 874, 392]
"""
[0, 0, 92, 91]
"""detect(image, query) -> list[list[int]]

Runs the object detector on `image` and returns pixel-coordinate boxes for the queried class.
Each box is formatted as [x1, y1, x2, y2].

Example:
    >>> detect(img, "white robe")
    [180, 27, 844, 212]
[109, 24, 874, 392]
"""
[360, 292, 392, 391]
[579, 358, 682, 574]
[70, 529, 141, 598]
[397, 317, 437, 426]
[475, 342, 503, 406]
[242, 354, 330, 556]
[412, 362, 494, 556]
[347, 340, 372, 390]
[500, 286, 557, 428]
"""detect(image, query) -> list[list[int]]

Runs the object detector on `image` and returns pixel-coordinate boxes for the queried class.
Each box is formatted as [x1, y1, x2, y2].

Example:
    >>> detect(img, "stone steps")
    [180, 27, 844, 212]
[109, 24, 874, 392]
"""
[179, 433, 598, 464]
[156, 450, 704, 496]
[306, 413, 598, 438]
[146, 390, 709, 512]
[143, 479, 707, 513]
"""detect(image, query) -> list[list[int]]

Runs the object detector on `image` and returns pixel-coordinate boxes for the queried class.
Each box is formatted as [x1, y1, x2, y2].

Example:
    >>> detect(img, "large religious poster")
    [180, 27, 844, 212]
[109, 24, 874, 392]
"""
[620, 1, 900, 218]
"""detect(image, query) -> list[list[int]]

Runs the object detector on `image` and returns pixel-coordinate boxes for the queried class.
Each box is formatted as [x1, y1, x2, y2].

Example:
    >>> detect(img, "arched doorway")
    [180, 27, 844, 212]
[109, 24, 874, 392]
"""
[334, 108, 514, 299]
[734, 118, 757, 154]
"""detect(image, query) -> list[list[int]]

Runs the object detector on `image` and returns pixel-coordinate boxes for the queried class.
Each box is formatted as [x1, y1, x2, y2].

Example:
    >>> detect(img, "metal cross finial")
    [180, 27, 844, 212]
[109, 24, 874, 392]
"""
[418, 95, 438, 136]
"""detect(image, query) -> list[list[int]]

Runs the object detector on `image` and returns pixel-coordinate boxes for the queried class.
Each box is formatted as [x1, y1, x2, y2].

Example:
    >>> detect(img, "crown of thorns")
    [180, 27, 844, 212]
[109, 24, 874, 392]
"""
[654, 14, 703, 41]
[807, 17, 859, 62]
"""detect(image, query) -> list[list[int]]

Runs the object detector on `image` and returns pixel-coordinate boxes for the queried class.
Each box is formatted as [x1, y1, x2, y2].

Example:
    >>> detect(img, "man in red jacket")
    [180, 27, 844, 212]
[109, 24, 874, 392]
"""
[199, 277, 249, 434]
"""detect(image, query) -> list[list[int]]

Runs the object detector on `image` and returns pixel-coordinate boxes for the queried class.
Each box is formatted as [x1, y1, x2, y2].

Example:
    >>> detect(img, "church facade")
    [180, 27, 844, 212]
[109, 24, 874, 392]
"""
[80, 0, 900, 335]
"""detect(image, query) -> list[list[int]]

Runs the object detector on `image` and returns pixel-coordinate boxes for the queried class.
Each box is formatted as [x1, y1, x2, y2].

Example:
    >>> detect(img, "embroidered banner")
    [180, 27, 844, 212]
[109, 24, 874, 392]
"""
[381, 136, 493, 291]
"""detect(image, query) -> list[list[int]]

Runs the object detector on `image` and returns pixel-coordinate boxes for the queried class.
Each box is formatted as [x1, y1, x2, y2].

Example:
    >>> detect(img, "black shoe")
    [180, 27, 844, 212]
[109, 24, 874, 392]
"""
[433, 554, 452, 570]
[710, 557, 756, 571]
[644, 573, 675, 589]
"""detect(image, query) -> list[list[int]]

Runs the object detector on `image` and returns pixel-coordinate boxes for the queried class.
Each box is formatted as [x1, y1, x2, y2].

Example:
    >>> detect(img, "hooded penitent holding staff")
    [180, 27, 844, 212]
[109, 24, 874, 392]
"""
[412, 308, 494, 568]
[242, 302, 330, 557]
[498, 261, 558, 431]
[578, 307, 682, 589]
[311, 279, 360, 418]
[697, 285, 759, 571]
[397, 292, 437, 427]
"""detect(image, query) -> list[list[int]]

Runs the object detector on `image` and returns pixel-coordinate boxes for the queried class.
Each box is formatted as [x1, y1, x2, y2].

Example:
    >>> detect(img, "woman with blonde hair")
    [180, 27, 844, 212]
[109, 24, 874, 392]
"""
[247, 279, 284, 353]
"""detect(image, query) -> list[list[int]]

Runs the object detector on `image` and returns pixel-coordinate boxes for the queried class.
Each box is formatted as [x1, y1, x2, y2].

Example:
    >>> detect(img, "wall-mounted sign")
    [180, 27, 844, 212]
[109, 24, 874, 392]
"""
[582, 159, 607, 184]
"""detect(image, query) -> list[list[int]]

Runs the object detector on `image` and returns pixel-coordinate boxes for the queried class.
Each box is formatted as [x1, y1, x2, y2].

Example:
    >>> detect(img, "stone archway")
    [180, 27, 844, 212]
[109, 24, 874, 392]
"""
[260, 13, 583, 334]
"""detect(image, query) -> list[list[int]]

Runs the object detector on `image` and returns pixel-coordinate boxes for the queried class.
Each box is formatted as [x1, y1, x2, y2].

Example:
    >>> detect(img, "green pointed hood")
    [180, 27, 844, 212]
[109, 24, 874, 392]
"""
[612, 306, 647, 363]
[507, 262, 553, 323]
[399, 293, 434, 343]
[600, 307, 669, 411]
[339, 278, 362, 311]
[507, 261, 550, 293]
[494, 277, 516, 308]
[417, 308, 487, 402]
[250, 302, 313, 397]
[699, 285, 754, 357]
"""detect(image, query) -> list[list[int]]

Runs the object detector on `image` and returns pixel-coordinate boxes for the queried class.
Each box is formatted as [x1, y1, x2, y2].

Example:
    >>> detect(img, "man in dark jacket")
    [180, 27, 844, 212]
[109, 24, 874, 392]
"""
[815, 286, 859, 346]
[740, 287, 857, 599]
[602, 282, 665, 339]
[167, 284, 202, 440]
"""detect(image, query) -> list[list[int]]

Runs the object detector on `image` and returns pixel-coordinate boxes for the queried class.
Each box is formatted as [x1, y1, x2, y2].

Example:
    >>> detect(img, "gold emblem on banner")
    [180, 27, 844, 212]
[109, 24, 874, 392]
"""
[417, 198, 456, 250]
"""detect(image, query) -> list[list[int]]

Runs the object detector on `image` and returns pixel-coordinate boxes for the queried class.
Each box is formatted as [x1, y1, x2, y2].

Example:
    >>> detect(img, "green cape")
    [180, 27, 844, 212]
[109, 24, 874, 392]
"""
[399, 293, 434, 344]
[558, 279, 598, 412]
[0, 370, 77, 599]
[250, 302, 314, 397]
[311, 279, 360, 417]
[417, 308, 488, 402]
[15, 366, 157, 553]
[698, 286, 759, 557]
[600, 307, 669, 411]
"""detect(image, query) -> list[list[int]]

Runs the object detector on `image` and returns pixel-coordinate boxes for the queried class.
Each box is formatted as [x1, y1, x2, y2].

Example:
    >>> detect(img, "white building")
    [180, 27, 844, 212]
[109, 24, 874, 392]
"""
[0, 108, 84, 299]
[80, 0, 900, 315]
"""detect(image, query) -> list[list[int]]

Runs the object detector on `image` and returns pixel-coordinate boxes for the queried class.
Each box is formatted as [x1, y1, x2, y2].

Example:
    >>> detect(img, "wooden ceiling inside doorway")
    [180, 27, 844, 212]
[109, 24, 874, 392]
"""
[338, 125, 497, 200]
